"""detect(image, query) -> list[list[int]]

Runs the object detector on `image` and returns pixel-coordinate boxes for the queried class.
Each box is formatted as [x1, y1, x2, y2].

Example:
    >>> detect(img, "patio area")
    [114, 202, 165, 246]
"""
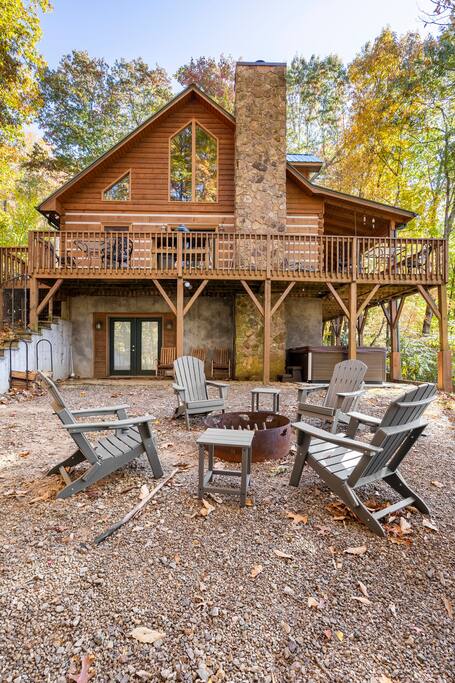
[0, 380, 454, 682]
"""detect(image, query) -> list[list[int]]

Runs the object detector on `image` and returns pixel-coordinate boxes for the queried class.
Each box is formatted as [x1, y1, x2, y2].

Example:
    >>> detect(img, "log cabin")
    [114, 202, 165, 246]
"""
[0, 61, 451, 390]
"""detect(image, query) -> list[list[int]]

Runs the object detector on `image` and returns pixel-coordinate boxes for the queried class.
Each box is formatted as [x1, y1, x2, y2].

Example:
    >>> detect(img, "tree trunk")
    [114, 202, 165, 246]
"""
[422, 304, 433, 336]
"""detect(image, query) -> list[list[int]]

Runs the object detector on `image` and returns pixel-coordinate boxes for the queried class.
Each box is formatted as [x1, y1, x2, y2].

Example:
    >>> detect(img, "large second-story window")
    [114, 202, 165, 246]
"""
[170, 121, 217, 202]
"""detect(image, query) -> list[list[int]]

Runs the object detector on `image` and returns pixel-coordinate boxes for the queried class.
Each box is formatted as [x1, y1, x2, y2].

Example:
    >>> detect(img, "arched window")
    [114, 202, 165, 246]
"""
[103, 172, 130, 201]
[170, 121, 217, 202]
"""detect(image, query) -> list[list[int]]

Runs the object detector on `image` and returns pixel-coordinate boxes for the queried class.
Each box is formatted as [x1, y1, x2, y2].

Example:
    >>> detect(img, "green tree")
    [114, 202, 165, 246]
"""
[38, 51, 172, 172]
[286, 54, 348, 175]
[175, 55, 236, 112]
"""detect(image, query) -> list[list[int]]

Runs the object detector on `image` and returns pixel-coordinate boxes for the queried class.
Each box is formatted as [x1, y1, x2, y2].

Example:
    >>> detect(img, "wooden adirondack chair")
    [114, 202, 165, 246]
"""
[211, 348, 231, 378]
[173, 355, 228, 429]
[37, 372, 163, 499]
[191, 347, 206, 362]
[157, 347, 176, 376]
[290, 383, 436, 536]
[297, 359, 367, 432]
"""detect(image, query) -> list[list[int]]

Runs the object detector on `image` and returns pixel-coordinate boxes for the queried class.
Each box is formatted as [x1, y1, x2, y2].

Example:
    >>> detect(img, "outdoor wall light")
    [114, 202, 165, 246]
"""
[184, 281, 192, 290]
[95, 321, 103, 331]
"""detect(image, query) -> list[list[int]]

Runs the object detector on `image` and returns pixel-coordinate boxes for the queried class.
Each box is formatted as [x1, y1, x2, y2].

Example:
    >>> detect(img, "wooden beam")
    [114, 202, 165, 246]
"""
[176, 278, 184, 357]
[29, 277, 38, 331]
[153, 279, 176, 316]
[183, 280, 208, 316]
[263, 280, 271, 383]
[241, 280, 264, 317]
[327, 282, 349, 319]
[36, 278, 63, 316]
[348, 282, 357, 360]
[271, 282, 295, 317]
[356, 284, 380, 318]
[437, 284, 452, 392]
[417, 285, 441, 320]
[389, 299, 401, 382]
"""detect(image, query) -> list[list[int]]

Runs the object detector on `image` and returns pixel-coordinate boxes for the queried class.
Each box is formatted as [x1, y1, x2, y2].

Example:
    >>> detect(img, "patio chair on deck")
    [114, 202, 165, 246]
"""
[37, 372, 163, 499]
[211, 348, 231, 378]
[297, 360, 367, 432]
[290, 383, 436, 536]
[173, 355, 228, 429]
[157, 347, 176, 376]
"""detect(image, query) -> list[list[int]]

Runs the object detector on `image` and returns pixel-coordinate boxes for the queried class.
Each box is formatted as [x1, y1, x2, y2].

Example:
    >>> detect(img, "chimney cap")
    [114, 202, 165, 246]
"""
[236, 61, 286, 67]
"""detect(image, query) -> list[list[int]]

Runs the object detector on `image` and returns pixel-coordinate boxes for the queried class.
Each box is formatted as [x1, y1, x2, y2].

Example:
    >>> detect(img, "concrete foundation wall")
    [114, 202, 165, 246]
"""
[0, 320, 72, 394]
[184, 297, 233, 367]
[285, 298, 323, 348]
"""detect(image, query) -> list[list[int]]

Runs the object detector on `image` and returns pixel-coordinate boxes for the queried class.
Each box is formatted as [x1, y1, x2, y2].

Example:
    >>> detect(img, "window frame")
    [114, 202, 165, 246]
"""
[168, 120, 219, 204]
[101, 170, 131, 202]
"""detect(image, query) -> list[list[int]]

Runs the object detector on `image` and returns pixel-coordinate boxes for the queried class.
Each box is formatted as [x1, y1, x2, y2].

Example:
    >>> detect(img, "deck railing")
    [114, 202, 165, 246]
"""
[0, 232, 447, 284]
[0, 246, 29, 286]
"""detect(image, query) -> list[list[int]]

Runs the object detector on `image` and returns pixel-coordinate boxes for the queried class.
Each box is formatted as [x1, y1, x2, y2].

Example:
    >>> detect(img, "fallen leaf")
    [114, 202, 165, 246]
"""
[130, 627, 165, 644]
[431, 480, 444, 488]
[352, 595, 372, 606]
[335, 630, 344, 642]
[273, 549, 294, 560]
[323, 628, 332, 640]
[389, 603, 397, 617]
[139, 484, 150, 500]
[162, 442, 174, 448]
[315, 524, 331, 535]
[442, 596, 453, 618]
[200, 499, 215, 517]
[377, 676, 393, 683]
[422, 519, 439, 532]
[358, 581, 368, 598]
[307, 596, 319, 609]
[68, 655, 93, 682]
[286, 511, 308, 525]
[399, 517, 412, 534]
[18, 450, 30, 458]
[245, 497, 255, 507]
[250, 564, 264, 579]
[344, 545, 367, 556]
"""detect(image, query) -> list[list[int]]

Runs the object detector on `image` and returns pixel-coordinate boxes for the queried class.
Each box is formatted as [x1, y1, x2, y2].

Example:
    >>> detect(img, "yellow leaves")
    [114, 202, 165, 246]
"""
[286, 511, 308, 525]
[250, 564, 263, 579]
[335, 630, 344, 642]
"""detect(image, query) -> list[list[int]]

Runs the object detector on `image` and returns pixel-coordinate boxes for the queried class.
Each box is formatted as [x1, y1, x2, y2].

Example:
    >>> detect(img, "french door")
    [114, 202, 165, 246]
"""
[109, 317, 161, 376]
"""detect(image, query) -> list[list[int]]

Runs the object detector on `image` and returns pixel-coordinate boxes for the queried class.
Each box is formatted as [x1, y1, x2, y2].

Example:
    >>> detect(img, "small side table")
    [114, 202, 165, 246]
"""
[251, 387, 281, 413]
[197, 428, 254, 507]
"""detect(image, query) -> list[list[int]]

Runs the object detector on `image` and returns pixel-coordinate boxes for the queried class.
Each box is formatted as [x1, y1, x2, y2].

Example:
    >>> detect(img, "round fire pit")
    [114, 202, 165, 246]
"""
[204, 411, 291, 463]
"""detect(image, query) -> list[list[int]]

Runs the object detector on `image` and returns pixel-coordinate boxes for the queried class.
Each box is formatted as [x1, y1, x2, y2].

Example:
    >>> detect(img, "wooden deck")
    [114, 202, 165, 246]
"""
[0, 231, 447, 285]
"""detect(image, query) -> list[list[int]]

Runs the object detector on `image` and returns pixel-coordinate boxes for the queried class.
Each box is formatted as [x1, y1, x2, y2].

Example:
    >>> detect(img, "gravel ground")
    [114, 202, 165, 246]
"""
[0, 380, 454, 683]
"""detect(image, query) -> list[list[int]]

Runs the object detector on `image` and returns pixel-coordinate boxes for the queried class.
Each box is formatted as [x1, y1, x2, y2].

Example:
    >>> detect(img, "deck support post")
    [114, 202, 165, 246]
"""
[176, 277, 184, 358]
[29, 277, 38, 331]
[389, 299, 401, 382]
[437, 284, 452, 392]
[348, 282, 357, 360]
[263, 279, 271, 383]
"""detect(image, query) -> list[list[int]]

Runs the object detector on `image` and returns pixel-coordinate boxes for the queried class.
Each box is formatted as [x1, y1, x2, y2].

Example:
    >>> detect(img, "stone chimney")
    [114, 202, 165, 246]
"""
[234, 61, 287, 233]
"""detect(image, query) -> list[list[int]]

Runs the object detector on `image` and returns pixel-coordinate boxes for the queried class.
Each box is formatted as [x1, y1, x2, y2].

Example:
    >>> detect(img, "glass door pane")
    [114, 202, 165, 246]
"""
[139, 320, 160, 374]
[112, 320, 132, 372]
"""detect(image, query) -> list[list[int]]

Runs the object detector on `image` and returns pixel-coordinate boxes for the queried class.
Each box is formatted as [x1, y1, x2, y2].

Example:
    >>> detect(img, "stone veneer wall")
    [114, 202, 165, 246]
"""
[234, 62, 287, 234]
[235, 294, 286, 380]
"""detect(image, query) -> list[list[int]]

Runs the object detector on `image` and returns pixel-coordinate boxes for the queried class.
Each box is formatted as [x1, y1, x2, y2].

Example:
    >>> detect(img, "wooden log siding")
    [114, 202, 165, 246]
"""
[23, 231, 447, 284]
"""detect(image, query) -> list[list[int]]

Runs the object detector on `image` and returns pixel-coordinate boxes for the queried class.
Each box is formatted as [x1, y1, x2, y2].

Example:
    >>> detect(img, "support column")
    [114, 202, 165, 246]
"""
[389, 299, 401, 381]
[29, 277, 38, 331]
[348, 282, 357, 359]
[263, 279, 271, 383]
[176, 278, 184, 358]
[437, 284, 452, 392]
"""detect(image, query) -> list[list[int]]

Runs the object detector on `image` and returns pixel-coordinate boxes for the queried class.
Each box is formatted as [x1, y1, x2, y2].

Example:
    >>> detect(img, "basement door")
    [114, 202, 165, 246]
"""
[109, 318, 161, 376]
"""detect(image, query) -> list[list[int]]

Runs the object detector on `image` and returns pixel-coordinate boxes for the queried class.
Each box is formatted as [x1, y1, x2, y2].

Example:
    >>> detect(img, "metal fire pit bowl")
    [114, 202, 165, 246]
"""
[204, 411, 291, 463]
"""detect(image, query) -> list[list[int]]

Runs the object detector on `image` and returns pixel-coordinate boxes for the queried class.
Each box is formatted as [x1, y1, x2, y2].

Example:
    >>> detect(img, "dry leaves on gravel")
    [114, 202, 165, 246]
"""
[130, 627, 166, 644]
[442, 596, 453, 618]
[250, 564, 264, 579]
[344, 545, 367, 556]
[68, 655, 94, 682]
[199, 499, 215, 517]
[286, 511, 308, 525]
[273, 549, 294, 560]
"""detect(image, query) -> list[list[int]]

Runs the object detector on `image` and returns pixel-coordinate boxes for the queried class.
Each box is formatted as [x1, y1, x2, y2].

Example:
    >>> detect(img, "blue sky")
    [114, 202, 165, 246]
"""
[39, 0, 437, 83]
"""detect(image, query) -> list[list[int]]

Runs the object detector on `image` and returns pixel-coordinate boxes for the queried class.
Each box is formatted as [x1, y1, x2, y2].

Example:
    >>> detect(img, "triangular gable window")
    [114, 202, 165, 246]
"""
[103, 173, 130, 201]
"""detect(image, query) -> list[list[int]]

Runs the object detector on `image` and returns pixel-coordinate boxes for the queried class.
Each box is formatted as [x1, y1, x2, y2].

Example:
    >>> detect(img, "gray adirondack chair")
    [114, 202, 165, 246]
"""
[297, 359, 367, 432]
[37, 372, 163, 499]
[173, 355, 228, 429]
[290, 383, 436, 536]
